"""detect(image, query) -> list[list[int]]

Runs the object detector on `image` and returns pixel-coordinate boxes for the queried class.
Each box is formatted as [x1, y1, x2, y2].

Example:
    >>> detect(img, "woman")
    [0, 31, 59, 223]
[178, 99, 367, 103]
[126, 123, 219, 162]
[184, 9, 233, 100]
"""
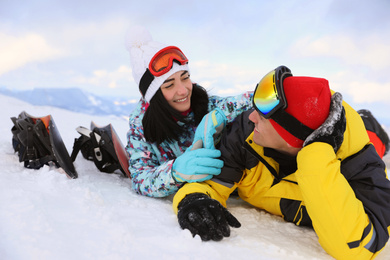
[125, 26, 252, 197]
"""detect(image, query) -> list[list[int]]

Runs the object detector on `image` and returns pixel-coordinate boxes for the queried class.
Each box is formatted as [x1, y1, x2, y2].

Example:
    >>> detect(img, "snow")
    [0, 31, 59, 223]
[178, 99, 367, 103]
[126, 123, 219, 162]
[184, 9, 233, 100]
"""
[1, 93, 390, 260]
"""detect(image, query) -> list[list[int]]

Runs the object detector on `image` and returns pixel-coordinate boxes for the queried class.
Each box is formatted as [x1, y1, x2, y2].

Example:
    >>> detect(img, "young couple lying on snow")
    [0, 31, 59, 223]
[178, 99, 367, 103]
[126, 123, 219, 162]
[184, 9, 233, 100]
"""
[125, 27, 390, 260]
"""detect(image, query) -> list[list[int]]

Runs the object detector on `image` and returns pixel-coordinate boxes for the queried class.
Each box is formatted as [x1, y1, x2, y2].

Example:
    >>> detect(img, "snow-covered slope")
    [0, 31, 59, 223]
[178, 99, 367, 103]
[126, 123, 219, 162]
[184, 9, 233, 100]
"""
[1, 94, 390, 260]
[0, 87, 137, 118]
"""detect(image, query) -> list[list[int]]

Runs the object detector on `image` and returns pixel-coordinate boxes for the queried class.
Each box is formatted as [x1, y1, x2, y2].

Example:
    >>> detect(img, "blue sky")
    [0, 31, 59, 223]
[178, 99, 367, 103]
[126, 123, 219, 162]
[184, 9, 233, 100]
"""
[1, 0, 390, 122]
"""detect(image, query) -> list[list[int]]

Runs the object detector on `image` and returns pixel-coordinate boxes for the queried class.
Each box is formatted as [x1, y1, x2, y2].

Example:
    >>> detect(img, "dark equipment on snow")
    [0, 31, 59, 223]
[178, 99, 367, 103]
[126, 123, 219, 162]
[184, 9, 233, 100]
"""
[358, 109, 390, 157]
[11, 111, 78, 179]
[71, 122, 130, 178]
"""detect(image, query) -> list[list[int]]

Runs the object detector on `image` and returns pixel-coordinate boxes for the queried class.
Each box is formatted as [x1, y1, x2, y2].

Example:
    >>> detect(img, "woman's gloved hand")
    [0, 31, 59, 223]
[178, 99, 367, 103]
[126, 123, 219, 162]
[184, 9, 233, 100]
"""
[191, 108, 227, 150]
[172, 149, 223, 183]
[172, 108, 227, 183]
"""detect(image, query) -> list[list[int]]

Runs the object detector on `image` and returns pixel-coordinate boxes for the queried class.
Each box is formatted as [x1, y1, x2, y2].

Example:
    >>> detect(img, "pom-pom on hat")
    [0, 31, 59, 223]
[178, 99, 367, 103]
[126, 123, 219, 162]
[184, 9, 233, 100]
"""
[125, 26, 190, 103]
[269, 76, 332, 148]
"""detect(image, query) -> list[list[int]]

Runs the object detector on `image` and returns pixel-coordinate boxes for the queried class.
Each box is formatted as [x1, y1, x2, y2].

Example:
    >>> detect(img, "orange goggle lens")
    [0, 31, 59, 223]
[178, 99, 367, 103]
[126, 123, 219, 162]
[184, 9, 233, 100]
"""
[149, 46, 188, 77]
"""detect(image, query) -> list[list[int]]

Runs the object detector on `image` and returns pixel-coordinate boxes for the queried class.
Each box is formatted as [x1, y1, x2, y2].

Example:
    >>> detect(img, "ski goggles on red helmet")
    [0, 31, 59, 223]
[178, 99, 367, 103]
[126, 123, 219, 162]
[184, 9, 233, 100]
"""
[252, 65, 315, 142]
[149, 46, 188, 77]
[252, 65, 292, 119]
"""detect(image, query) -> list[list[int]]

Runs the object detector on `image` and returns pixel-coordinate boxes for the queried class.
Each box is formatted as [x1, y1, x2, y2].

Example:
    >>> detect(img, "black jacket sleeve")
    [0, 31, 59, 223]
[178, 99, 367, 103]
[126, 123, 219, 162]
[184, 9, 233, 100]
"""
[213, 109, 258, 187]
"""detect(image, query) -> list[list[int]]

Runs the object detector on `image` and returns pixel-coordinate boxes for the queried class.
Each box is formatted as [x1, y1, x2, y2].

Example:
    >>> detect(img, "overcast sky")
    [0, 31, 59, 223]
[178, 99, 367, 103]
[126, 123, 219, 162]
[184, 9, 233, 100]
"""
[1, 0, 390, 121]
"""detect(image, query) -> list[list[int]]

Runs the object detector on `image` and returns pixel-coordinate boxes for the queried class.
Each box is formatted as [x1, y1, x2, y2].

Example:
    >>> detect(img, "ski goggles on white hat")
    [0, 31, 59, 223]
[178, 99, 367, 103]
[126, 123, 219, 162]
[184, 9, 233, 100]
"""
[149, 46, 188, 77]
[139, 46, 189, 101]
[252, 65, 292, 119]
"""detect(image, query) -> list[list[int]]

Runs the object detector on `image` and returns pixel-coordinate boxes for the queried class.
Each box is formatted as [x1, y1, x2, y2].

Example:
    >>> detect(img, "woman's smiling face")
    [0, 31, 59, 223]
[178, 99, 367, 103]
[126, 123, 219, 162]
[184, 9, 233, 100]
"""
[160, 70, 193, 112]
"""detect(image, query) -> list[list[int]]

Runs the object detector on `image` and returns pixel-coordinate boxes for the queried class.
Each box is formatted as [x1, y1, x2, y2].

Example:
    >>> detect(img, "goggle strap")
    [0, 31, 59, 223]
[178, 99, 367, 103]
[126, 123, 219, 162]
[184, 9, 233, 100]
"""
[139, 69, 154, 97]
[272, 109, 314, 141]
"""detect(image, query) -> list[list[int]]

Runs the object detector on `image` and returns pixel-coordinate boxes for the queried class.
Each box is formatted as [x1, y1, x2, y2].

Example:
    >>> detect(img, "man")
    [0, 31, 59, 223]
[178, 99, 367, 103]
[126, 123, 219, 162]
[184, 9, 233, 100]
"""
[172, 66, 390, 260]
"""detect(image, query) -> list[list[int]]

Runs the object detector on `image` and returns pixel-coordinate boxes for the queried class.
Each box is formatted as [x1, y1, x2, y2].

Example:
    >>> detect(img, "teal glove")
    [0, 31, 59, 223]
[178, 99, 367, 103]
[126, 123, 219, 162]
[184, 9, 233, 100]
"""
[172, 108, 226, 183]
[191, 108, 227, 150]
[172, 148, 223, 183]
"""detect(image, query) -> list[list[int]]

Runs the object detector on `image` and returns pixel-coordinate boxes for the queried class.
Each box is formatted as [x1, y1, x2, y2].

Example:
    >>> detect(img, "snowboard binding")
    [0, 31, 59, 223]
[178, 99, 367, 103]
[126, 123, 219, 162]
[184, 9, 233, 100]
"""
[71, 122, 130, 178]
[11, 111, 78, 179]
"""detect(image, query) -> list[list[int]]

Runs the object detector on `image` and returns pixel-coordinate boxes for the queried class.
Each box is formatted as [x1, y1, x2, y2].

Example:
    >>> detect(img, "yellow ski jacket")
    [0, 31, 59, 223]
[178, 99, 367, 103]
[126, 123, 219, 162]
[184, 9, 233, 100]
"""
[173, 99, 390, 260]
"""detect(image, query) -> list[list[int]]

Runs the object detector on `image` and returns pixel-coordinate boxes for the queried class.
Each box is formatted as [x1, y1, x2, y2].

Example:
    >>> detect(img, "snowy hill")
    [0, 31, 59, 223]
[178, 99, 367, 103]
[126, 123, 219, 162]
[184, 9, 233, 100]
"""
[0, 87, 137, 118]
[1, 93, 390, 260]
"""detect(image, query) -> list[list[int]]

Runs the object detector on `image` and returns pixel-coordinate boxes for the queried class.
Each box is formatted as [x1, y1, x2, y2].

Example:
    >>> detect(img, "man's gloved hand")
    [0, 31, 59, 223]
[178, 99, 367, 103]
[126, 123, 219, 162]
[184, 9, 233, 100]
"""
[191, 108, 227, 150]
[172, 149, 223, 183]
[177, 193, 241, 241]
[303, 92, 346, 153]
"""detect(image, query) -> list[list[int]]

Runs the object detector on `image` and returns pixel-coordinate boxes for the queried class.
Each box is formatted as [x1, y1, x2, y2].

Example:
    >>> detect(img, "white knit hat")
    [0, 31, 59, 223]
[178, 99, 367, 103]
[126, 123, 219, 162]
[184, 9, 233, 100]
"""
[125, 26, 190, 103]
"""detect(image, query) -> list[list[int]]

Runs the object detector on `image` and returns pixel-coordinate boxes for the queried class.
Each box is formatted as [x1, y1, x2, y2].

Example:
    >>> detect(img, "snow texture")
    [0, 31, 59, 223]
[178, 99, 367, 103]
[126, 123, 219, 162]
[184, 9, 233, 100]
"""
[1, 94, 390, 260]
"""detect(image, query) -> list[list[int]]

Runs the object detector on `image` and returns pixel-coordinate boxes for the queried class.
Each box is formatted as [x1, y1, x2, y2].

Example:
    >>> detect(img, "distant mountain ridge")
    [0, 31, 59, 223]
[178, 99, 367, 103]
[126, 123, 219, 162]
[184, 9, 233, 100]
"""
[0, 87, 137, 117]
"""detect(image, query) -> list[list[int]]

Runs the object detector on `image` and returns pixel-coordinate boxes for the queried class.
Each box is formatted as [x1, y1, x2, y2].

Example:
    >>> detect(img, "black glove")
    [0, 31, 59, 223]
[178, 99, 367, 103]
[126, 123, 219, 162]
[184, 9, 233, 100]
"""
[303, 92, 346, 153]
[177, 193, 241, 241]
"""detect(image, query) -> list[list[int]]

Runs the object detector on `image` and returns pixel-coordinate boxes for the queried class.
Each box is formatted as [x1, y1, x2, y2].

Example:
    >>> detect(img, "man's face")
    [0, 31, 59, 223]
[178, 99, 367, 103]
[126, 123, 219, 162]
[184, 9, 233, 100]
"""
[248, 110, 288, 149]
